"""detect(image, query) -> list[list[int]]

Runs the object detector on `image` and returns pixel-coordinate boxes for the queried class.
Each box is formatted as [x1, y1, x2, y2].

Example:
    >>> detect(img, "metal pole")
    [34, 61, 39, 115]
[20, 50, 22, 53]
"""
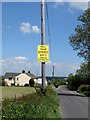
[41, 0, 46, 89]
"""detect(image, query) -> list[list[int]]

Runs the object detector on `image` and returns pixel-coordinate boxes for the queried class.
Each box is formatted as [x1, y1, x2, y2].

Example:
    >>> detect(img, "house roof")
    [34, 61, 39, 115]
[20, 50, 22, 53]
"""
[4, 72, 36, 79]
[26, 73, 36, 79]
[4, 73, 20, 79]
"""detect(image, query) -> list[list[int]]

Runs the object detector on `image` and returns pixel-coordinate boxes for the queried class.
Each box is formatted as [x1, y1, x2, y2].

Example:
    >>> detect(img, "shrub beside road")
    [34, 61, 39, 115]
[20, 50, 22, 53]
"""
[77, 84, 90, 96]
[66, 74, 90, 96]
[2, 86, 61, 119]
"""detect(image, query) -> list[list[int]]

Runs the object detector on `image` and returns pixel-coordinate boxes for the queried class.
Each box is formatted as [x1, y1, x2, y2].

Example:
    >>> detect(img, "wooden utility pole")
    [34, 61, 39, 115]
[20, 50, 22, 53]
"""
[88, 1, 90, 84]
[41, 0, 46, 89]
[88, 1, 90, 54]
[52, 65, 54, 81]
[88, 1, 90, 8]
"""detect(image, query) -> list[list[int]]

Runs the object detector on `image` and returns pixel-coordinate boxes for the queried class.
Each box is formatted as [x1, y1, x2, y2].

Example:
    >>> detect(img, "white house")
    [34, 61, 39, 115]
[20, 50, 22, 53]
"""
[36, 78, 47, 86]
[4, 71, 37, 86]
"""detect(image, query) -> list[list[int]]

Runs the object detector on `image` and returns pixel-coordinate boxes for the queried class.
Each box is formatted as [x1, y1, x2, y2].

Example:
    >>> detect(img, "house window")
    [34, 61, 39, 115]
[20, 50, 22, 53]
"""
[8, 77, 12, 80]
[17, 78, 18, 81]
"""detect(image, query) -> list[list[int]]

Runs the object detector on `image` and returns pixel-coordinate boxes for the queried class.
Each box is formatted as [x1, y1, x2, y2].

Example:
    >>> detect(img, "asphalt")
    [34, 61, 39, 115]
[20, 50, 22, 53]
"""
[57, 85, 89, 119]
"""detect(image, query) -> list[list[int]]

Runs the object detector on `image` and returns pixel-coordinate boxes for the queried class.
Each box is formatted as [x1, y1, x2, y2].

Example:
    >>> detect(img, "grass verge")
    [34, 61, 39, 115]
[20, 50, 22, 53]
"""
[2, 86, 61, 119]
[2, 86, 36, 99]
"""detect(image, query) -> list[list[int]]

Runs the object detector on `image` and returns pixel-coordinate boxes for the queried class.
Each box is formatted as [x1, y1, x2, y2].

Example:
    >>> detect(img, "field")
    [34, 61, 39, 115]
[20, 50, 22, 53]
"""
[1, 86, 36, 100]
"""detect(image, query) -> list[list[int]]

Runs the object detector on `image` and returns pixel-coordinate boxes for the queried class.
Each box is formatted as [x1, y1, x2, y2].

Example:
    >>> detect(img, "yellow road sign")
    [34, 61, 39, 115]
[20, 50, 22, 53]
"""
[38, 45, 49, 62]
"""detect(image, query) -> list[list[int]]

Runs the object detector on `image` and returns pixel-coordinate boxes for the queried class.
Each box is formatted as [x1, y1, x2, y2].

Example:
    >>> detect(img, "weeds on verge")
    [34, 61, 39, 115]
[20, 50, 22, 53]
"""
[2, 86, 61, 119]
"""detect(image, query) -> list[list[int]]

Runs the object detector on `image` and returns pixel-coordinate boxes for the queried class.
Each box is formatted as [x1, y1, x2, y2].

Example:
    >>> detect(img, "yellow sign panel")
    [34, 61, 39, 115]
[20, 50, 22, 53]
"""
[38, 45, 49, 62]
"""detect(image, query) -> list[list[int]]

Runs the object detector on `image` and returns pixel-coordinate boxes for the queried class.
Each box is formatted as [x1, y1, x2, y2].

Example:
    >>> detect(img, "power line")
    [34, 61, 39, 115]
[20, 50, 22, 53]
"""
[45, 2, 55, 77]
[45, 2, 53, 62]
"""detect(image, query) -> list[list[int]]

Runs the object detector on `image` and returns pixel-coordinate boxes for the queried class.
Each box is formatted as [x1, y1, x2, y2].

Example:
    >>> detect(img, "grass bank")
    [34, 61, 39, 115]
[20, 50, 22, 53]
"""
[2, 86, 36, 99]
[2, 86, 61, 119]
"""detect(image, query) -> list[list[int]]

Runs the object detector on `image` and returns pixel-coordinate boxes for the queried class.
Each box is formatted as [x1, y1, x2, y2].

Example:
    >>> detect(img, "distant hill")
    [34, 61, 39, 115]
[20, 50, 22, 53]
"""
[46, 76, 67, 81]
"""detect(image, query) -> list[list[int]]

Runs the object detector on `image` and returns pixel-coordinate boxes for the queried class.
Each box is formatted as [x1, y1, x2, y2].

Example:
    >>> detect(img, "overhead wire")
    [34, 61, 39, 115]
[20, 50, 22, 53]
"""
[45, 1, 55, 78]
[45, 1, 53, 62]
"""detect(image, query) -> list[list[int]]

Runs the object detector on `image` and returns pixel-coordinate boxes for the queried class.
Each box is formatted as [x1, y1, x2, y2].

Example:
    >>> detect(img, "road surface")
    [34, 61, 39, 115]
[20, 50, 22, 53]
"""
[57, 85, 89, 119]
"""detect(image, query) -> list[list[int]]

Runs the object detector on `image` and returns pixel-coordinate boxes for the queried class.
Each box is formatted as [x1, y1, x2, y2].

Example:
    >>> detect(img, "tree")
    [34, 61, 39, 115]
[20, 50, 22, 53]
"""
[53, 79, 66, 88]
[69, 8, 90, 84]
[67, 74, 82, 91]
[0, 76, 6, 86]
[76, 63, 88, 78]
[76, 63, 89, 84]
[69, 8, 90, 60]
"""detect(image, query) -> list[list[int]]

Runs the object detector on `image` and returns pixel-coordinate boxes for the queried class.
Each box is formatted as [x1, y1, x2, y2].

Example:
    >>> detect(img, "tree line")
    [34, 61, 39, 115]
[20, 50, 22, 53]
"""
[67, 7, 90, 96]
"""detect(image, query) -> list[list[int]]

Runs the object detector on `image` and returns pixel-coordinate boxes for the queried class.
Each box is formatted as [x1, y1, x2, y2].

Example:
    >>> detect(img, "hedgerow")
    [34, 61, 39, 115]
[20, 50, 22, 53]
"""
[2, 86, 61, 119]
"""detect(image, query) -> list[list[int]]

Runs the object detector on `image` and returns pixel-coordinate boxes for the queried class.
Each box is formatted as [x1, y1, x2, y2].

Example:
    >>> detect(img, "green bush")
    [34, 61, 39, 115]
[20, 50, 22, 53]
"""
[2, 86, 61, 119]
[67, 75, 82, 91]
[77, 84, 90, 96]
[77, 84, 88, 92]
[47, 80, 52, 85]
[83, 91, 90, 96]
[53, 81, 59, 88]
[78, 84, 90, 92]
[53, 79, 65, 88]
[87, 85, 90, 91]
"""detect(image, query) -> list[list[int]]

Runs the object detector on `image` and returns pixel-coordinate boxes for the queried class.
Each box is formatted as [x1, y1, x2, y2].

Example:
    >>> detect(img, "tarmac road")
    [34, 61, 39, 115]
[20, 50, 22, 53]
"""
[57, 85, 89, 119]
